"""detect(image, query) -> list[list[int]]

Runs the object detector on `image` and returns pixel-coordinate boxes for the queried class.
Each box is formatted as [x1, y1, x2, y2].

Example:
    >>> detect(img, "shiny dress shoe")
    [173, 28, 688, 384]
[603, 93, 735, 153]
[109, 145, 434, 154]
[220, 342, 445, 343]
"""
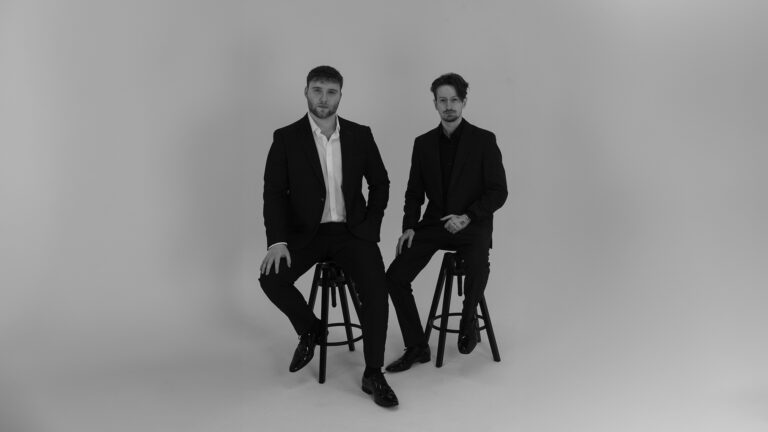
[289, 329, 321, 372]
[361, 372, 399, 408]
[457, 318, 478, 354]
[385, 345, 431, 372]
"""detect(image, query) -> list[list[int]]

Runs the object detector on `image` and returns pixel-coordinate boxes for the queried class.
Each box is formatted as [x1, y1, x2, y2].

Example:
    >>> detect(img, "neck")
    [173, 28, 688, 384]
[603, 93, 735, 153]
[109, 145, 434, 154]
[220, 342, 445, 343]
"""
[310, 112, 337, 133]
[441, 117, 462, 137]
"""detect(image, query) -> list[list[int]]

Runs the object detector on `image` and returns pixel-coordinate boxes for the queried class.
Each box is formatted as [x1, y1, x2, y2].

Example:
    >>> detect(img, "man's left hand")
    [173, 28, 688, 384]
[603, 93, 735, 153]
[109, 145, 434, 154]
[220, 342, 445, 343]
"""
[441, 214, 471, 234]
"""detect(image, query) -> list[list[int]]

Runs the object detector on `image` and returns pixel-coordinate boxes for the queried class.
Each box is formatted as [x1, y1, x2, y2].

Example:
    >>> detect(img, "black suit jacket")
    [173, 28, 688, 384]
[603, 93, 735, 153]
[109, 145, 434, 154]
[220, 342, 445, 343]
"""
[402, 119, 507, 237]
[263, 115, 390, 250]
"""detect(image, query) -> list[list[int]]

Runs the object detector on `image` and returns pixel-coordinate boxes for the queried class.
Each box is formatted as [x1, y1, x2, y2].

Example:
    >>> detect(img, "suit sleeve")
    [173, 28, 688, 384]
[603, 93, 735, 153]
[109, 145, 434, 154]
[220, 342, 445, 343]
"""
[402, 141, 425, 232]
[363, 126, 389, 228]
[263, 130, 290, 247]
[466, 133, 508, 222]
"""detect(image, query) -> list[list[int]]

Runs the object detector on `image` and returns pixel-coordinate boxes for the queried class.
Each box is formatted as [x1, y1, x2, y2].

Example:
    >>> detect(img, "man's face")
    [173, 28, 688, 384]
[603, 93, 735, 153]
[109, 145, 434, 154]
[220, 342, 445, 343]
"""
[305, 79, 341, 119]
[434, 85, 466, 123]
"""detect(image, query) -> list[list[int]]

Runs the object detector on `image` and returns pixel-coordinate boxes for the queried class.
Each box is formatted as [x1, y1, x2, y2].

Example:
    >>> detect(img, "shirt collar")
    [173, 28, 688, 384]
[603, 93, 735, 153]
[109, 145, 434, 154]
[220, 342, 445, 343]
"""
[308, 113, 340, 138]
[440, 118, 465, 140]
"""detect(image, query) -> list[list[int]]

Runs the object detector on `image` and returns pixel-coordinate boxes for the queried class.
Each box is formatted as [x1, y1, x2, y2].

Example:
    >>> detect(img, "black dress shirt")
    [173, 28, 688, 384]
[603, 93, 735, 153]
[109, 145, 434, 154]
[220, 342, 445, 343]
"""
[439, 119, 465, 207]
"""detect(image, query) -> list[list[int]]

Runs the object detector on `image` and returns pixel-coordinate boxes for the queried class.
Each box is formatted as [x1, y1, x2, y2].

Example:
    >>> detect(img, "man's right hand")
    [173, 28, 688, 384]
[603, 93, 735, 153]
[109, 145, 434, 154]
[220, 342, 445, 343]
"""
[260, 244, 291, 275]
[396, 229, 415, 255]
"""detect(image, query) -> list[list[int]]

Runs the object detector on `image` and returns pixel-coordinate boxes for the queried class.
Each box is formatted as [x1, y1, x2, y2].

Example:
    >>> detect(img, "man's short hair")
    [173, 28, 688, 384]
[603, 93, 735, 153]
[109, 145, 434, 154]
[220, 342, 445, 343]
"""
[306, 65, 343, 89]
[430, 73, 469, 100]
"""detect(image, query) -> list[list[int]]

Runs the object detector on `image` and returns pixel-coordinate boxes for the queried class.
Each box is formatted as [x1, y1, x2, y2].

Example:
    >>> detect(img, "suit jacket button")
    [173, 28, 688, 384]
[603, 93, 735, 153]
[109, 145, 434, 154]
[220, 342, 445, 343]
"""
[320, 197, 325, 201]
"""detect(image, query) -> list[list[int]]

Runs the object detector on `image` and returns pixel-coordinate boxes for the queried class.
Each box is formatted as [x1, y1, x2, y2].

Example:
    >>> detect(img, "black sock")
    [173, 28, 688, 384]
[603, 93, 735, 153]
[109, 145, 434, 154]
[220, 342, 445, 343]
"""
[364, 367, 381, 377]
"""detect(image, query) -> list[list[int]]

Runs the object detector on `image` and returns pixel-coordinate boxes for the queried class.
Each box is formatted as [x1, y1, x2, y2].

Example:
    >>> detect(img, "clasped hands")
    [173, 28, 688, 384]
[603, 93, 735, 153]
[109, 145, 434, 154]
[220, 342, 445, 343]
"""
[396, 214, 470, 255]
[441, 214, 471, 234]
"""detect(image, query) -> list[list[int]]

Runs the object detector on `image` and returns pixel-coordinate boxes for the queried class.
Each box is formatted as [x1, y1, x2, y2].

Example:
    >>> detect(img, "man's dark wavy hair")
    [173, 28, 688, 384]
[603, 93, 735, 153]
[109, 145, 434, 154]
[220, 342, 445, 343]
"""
[306, 65, 343, 89]
[430, 73, 469, 100]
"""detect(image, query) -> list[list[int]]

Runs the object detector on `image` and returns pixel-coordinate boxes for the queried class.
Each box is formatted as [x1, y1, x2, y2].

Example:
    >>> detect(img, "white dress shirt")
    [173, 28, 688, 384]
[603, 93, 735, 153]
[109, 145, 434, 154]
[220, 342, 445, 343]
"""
[308, 113, 346, 223]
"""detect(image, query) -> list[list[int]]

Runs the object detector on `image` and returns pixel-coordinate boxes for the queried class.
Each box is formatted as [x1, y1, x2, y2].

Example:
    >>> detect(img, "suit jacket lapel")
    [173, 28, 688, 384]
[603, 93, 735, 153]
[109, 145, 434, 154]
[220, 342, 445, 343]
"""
[428, 125, 444, 206]
[448, 119, 472, 192]
[298, 114, 325, 187]
[339, 117, 353, 199]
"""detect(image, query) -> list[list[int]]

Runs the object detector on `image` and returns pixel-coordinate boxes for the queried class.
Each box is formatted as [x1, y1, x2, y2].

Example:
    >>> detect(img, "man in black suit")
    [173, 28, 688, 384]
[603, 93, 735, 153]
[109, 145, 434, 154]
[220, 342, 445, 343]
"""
[259, 66, 398, 407]
[385, 73, 508, 372]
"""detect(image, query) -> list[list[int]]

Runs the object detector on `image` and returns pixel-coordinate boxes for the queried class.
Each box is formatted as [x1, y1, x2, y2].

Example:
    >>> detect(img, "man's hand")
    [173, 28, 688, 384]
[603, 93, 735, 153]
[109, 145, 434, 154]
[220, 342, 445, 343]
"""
[441, 214, 471, 234]
[260, 244, 291, 275]
[396, 229, 416, 255]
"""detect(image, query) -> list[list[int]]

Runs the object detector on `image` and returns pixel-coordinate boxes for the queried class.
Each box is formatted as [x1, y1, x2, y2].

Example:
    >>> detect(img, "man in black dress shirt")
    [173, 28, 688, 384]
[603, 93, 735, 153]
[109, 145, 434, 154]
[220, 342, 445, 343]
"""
[259, 66, 398, 407]
[385, 73, 508, 372]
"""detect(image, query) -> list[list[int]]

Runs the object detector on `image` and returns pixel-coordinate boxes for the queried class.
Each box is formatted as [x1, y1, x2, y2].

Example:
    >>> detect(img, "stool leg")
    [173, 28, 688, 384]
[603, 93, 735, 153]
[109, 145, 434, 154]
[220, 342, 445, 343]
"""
[337, 282, 356, 351]
[478, 296, 501, 362]
[436, 272, 454, 368]
[319, 283, 330, 383]
[424, 258, 448, 343]
[308, 266, 321, 309]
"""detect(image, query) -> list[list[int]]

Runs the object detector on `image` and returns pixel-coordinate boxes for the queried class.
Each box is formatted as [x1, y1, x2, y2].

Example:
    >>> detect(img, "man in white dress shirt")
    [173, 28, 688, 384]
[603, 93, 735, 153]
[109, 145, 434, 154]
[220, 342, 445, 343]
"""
[259, 66, 398, 407]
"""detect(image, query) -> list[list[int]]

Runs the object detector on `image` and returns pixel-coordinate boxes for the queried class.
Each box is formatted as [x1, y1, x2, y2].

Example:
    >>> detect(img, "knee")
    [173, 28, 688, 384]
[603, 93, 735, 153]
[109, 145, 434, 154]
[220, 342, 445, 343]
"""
[462, 255, 490, 276]
[258, 272, 281, 295]
[385, 266, 413, 295]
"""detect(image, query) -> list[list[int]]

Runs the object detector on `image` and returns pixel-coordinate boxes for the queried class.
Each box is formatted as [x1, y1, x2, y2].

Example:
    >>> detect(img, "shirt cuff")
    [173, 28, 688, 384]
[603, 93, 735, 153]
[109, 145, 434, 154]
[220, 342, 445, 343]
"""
[268, 242, 287, 249]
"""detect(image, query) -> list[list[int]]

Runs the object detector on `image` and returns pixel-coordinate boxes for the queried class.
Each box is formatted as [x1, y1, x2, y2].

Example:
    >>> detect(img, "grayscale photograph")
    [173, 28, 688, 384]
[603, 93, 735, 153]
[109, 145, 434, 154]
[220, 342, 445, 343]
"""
[1, 1, 766, 431]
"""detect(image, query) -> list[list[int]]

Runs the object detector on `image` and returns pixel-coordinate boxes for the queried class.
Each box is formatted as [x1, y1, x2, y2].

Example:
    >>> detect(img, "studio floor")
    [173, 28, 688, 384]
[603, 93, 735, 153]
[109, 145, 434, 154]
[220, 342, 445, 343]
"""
[4, 296, 767, 432]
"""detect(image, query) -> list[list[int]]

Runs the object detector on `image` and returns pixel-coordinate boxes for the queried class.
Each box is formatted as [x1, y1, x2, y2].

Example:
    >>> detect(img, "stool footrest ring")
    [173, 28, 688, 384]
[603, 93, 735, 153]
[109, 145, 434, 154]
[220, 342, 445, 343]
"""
[430, 312, 489, 333]
[320, 323, 363, 346]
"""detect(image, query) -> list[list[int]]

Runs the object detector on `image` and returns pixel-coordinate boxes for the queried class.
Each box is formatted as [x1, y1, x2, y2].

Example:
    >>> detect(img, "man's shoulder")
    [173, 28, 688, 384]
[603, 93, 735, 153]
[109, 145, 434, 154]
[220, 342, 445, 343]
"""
[274, 115, 308, 136]
[463, 119, 496, 141]
[414, 126, 440, 145]
[338, 116, 370, 132]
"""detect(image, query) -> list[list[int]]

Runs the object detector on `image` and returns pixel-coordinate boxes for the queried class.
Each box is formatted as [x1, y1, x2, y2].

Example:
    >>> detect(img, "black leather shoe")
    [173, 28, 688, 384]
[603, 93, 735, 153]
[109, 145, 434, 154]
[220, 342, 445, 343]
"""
[457, 318, 478, 354]
[385, 345, 431, 372]
[362, 372, 399, 408]
[289, 329, 321, 372]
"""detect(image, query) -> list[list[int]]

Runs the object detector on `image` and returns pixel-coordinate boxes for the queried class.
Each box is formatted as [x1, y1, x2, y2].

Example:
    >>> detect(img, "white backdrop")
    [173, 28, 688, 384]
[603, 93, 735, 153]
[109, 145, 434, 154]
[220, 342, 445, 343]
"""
[2, 1, 767, 431]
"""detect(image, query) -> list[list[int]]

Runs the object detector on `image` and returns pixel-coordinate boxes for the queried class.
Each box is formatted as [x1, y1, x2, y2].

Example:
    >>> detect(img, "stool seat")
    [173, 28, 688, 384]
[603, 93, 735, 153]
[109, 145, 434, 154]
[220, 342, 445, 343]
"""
[424, 252, 501, 367]
[308, 261, 362, 383]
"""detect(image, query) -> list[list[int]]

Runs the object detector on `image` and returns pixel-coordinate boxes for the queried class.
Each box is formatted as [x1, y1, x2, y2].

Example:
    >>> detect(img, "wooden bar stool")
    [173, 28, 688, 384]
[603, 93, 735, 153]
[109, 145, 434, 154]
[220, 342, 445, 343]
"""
[424, 252, 501, 367]
[307, 261, 363, 383]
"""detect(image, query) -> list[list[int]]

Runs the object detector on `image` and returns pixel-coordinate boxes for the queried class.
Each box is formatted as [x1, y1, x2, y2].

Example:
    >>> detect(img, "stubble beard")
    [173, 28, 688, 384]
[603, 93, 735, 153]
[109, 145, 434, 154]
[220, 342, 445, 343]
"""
[441, 111, 459, 122]
[309, 101, 338, 120]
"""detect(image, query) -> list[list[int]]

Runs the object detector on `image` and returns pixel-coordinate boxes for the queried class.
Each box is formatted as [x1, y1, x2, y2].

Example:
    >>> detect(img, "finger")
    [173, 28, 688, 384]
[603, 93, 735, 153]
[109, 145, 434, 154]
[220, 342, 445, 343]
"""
[264, 257, 273, 275]
[275, 257, 281, 274]
[260, 259, 266, 274]
[407, 234, 414, 249]
[286, 252, 292, 268]
[440, 215, 454, 221]
[397, 238, 403, 255]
